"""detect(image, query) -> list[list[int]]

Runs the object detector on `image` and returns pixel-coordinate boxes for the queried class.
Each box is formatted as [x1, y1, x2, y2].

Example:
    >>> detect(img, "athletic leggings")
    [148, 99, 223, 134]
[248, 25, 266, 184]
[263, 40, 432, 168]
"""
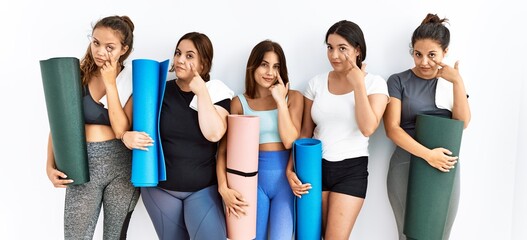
[141, 185, 226, 240]
[64, 139, 140, 240]
[387, 147, 460, 240]
[256, 150, 294, 240]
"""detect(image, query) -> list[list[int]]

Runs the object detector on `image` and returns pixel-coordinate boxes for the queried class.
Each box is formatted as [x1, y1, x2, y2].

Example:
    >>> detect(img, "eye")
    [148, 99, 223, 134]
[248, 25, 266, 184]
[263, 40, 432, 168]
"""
[415, 52, 422, 57]
[273, 65, 280, 69]
[428, 53, 436, 58]
[105, 46, 114, 52]
[327, 45, 333, 50]
[339, 47, 346, 52]
[175, 51, 181, 56]
[186, 54, 193, 59]
[92, 41, 99, 47]
[260, 62, 268, 67]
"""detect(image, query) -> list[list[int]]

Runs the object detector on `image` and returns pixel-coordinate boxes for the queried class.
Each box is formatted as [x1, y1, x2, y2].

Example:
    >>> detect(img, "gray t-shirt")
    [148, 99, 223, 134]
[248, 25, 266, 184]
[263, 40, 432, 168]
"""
[387, 69, 451, 137]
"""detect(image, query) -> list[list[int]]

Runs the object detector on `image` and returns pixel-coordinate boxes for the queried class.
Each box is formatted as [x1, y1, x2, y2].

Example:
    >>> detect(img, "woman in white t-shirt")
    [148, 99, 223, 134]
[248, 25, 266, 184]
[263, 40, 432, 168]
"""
[287, 20, 389, 239]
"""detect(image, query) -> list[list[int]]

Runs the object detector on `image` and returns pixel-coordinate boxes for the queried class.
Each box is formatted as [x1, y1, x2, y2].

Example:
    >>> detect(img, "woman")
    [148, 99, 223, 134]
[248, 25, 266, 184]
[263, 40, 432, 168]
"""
[45, 15, 140, 239]
[384, 13, 471, 240]
[287, 20, 389, 239]
[134, 32, 230, 240]
[217, 40, 303, 240]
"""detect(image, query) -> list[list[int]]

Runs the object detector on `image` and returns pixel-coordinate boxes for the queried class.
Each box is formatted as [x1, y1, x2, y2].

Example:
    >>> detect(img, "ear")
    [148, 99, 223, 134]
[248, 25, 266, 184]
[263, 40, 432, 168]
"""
[121, 45, 130, 56]
[443, 47, 449, 56]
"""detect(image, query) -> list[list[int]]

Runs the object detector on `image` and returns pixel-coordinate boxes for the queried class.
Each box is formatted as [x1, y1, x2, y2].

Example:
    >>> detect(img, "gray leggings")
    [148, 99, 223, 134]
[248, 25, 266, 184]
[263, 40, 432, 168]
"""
[387, 147, 460, 240]
[64, 139, 140, 240]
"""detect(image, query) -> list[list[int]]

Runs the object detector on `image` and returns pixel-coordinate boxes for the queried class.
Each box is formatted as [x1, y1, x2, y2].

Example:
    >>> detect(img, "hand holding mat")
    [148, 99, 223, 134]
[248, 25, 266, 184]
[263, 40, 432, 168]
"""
[293, 138, 322, 240]
[404, 114, 464, 240]
[130, 59, 169, 187]
[40, 57, 89, 185]
[225, 115, 259, 240]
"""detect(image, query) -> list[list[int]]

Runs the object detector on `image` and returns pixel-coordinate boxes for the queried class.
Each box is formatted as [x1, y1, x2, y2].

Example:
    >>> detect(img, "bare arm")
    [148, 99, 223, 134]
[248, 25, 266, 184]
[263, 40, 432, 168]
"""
[286, 96, 314, 196]
[383, 98, 457, 172]
[101, 52, 132, 138]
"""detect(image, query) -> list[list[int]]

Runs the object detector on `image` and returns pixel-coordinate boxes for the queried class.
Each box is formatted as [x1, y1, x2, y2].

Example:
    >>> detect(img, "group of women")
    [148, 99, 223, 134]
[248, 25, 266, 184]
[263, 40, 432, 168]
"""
[45, 12, 470, 240]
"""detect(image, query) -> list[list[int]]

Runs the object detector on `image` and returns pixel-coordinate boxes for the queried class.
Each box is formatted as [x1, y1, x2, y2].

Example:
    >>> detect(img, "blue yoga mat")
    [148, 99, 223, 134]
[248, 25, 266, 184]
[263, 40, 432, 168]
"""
[293, 138, 322, 240]
[40, 57, 89, 185]
[130, 59, 169, 187]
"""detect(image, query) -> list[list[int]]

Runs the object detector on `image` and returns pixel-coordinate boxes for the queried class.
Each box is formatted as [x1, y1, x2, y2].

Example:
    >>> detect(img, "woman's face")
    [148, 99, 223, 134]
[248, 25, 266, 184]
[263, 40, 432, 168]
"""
[173, 39, 203, 80]
[254, 51, 280, 89]
[412, 38, 447, 79]
[89, 27, 128, 67]
[326, 33, 359, 72]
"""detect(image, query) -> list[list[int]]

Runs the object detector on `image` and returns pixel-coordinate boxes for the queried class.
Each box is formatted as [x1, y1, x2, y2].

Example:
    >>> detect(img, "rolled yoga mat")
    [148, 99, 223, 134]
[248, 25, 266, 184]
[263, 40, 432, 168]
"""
[130, 59, 169, 187]
[404, 114, 464, 240]
[225, 115, 260, 240]
[293, 138, 322, 240]
[40, 57, 89, 185]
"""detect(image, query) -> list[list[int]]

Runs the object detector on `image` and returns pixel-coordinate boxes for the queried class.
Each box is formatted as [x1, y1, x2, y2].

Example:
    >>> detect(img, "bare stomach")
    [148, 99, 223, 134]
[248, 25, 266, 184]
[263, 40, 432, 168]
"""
[259, 142, 287, 152]
[85, 124, 117, 142]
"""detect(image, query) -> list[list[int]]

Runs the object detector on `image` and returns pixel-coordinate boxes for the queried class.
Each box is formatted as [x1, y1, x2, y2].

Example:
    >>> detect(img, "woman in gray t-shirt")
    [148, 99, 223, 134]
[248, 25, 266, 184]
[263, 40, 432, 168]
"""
[383, 13, 471, 240]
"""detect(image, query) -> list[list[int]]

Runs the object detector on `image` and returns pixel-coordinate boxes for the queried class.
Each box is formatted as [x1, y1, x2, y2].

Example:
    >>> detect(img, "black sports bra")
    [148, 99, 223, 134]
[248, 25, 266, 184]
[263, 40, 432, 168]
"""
[83, 85, 111, 126]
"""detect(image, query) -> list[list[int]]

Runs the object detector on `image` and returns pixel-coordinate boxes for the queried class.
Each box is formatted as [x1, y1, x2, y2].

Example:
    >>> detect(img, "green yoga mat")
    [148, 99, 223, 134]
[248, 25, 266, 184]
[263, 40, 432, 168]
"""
[404, 114, 464, 240]
[40, 57, 89, 184]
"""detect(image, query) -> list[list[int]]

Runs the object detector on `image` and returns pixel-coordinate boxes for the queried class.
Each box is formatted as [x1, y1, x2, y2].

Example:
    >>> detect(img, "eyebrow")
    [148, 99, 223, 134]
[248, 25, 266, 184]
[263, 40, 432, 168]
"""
[177, 49, 196, 54]
[327, 43, 349, 47]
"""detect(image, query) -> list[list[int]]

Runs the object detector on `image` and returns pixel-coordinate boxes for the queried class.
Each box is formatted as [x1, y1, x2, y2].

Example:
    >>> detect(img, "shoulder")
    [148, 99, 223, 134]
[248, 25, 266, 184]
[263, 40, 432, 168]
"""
[230, 95, 243, 114]
[387, 69, 412, 83]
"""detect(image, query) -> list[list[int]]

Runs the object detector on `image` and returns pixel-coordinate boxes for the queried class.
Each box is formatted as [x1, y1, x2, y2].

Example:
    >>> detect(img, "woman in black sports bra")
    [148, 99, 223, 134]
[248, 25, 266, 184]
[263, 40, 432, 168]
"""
[45, 15, 145, 239]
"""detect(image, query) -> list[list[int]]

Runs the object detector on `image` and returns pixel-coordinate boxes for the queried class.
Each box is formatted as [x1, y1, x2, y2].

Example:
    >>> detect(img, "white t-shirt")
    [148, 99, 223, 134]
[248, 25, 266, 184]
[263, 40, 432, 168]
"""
[304, 72, 388, 161]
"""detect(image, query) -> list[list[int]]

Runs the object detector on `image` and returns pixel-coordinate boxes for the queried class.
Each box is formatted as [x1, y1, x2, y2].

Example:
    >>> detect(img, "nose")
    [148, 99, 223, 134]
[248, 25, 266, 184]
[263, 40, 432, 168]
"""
[330, 49, 340, 59]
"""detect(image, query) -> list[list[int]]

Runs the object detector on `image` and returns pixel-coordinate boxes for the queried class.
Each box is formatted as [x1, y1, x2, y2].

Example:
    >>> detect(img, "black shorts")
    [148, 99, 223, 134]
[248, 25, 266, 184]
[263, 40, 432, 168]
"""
[322, 156, 368, 198]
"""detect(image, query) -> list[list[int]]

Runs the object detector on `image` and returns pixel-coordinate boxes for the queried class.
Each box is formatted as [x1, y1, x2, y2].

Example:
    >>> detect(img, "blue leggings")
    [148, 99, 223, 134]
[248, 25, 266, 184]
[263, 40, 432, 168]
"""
[256, 150, 294, 240]
[141, 185, 226, 240]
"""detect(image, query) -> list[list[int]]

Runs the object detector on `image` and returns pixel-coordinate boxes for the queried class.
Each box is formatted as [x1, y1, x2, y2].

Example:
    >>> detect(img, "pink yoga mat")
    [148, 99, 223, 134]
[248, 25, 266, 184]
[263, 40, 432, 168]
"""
[226, 115, 259, 240]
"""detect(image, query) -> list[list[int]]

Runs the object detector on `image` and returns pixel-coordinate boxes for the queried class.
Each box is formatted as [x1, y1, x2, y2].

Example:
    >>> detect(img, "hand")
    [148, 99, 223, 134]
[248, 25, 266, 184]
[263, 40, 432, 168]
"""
[46, 167, 73, 188]
[100, 51, 120, 87]
[424, 147, 458, 172]
[218, 185, 249, 218]
[188, 62, 207, 95]
[344, 53, 366, 88]
[122, 131, 154, 151]
[432, 59, 462, 84]
[287, 171, 312, 198]
[269, 71, 289, 106]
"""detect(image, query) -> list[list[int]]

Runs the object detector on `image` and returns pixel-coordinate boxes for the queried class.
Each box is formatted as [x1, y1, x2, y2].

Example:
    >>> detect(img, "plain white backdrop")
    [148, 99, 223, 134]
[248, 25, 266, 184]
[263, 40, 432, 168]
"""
[0, 0, 525, 239]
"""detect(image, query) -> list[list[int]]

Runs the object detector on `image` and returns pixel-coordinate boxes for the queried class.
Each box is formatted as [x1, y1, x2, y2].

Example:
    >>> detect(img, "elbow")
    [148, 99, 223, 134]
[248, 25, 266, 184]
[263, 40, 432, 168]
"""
[360, 125, 377, 137]
[283, 141, 293, 150]
[205, 130, 226, 143]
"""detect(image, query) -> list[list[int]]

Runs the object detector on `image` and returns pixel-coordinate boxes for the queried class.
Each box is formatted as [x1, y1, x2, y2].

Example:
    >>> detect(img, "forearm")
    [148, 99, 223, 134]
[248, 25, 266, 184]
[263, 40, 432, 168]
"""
[46, 133, 56, 170]
[106, 85, 131, 137]
[277, 102, 299, 149]
[387, 126, 430, 160]
[452, 79, 471, 128]
[354, 89, 381, 137]
[216, 138, 229, 192]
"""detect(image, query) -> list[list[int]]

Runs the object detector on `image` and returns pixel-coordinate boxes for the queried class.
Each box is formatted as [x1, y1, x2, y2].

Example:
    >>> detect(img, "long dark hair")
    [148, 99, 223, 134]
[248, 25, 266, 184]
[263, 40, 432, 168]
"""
[169, 32, 214, 81]
[245, 40, 289, 98]
[325, 20, 367, 69]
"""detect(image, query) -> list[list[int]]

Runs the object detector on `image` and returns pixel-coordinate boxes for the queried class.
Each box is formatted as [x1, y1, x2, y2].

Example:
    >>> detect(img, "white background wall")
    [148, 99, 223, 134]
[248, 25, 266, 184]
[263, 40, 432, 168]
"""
[0, 0, 525, 239]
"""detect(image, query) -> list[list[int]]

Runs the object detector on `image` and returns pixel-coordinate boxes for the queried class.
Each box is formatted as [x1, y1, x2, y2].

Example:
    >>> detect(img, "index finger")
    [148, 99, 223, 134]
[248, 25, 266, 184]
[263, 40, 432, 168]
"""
[275, 70, 284, 85]
[108, 51, 120, 66]
[189, 62, 200, 77]
[344, 53, 359, 69]
[431, 58, 446, 68]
